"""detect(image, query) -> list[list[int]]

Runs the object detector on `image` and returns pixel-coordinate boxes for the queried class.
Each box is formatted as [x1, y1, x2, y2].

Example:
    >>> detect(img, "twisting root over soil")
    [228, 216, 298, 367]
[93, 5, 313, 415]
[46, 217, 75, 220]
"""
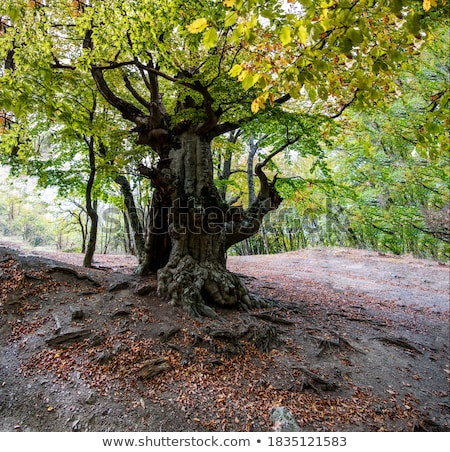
[157, 255, 269, 318]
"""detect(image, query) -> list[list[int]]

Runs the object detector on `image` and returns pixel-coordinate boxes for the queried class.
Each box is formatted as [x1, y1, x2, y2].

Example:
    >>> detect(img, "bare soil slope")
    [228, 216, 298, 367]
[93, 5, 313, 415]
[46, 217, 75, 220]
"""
[0, 244, 448, 432]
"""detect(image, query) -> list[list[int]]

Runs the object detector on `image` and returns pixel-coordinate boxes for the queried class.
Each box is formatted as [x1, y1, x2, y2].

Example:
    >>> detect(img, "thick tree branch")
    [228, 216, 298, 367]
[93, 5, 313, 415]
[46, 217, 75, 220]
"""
[134, 60, 198, 92]
[122, 72, 152, 112]
[224, 162, 282, 249]
[51, 60, 76, 70]
[195, 82, 219, 134]
[138, 164, 158, 182]
[79, 31, 147, 127]
[91, 67, 147, 124]
[5, 48, 16, 71]
[212, 121, 243, 136]
[274, 93, 291, 105]
[92, 61, 137, 70]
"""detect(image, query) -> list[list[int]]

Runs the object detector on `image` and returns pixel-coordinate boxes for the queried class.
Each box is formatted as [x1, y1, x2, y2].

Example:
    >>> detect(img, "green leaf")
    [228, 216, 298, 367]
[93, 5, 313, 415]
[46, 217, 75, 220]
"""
[406, 13, 421, 35]
[306, 84, 317, 103]
[339, 37, 353, 53]
[289, 85, 301, 99]
[318, 86, 328, 101]
[230, 23, 244, 43]
[346, 28, 363, 45]
[242, 72, 259, 90]
[229, 64, 243, 77]
[297, 25, 308, 45]
[354, 70, 370, 89]
[261, 10, 275, 20]
[6, 6, 22, 22]
[224, 11, 238, 27]
[203, 27, 218, 50]
[280, 25, 292, 46]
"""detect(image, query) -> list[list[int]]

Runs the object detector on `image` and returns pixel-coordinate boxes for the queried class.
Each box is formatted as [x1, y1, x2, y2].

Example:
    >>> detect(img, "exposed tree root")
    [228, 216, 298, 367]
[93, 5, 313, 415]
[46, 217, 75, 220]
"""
[157, 255, 270, 318]
[208, 321, 281, 354]
[159, 327, 182, 343]
[164, 317, 283, 358]
[47, 265, 99, 285]
[316, 335, 364, 357]
[247, 323, 280, 353]
[374, 336, 423, 354]
[250, 311, 295, 325]
[292, 366, 339, 392]
[411, 417, 447, 432]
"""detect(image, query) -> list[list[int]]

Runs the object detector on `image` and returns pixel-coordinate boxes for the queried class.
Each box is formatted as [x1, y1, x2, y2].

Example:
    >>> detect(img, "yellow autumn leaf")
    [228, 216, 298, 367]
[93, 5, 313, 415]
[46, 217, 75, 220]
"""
[251, 98, 260, 114]
[237, 69, 249, 82]
[186, 18, 208, 34]
[251, 93, 268, 114]
[423, 0, 438, 10]
[223, 0, 236, 6]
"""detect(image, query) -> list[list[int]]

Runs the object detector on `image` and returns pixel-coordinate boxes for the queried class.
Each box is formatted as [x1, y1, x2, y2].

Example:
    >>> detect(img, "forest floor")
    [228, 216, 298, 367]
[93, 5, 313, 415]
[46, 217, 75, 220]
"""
[0, 241, 448, 432]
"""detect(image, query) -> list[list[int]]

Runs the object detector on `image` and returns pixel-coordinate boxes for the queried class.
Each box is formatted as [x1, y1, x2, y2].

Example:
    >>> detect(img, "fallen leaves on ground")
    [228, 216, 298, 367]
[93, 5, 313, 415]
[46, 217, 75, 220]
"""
[2, 246, 448, 432]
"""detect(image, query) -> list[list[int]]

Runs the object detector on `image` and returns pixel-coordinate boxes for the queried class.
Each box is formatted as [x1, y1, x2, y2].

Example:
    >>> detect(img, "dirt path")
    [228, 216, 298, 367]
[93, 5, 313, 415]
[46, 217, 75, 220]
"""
[0, 243, 448, 432]
[228, 247, 448, 310]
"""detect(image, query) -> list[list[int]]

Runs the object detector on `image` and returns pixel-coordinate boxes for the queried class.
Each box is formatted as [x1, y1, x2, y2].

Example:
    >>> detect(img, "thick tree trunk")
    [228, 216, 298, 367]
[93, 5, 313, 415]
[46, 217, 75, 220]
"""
[156, 131, 263, 317]
[135, 159, 173, 275]
[136, 189, 172, 275]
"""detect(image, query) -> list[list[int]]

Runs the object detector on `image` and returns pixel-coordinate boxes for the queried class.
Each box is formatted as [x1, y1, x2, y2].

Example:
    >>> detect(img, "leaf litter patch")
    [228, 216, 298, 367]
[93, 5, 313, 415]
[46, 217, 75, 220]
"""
[1, 245, 449, 431]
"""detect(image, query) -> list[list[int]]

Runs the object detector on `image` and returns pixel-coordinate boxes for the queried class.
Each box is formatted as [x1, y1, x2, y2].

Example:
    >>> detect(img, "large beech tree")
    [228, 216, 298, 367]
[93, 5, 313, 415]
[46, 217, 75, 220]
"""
[0, 0, 445, 316]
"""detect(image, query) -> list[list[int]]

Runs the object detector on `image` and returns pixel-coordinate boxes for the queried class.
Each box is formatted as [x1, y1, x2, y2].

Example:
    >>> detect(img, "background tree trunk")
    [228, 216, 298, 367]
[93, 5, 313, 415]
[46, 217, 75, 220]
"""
[83, 138, 98, 268]
[122, 210, 134, 255]
[115, 175, 146, 261]
[83, 200, 98, 267]
[247, 134, 258, 206]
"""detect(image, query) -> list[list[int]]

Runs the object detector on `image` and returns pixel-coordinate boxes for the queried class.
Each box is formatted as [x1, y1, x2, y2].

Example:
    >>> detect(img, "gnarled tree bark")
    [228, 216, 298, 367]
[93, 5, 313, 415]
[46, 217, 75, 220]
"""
[86, 34, 287, 315]
[153, 131, 262, 317]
